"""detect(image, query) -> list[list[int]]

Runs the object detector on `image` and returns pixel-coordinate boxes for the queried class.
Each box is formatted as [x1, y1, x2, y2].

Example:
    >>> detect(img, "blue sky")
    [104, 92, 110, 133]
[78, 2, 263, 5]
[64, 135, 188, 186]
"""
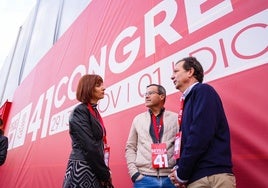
[0, 0, 36, 70]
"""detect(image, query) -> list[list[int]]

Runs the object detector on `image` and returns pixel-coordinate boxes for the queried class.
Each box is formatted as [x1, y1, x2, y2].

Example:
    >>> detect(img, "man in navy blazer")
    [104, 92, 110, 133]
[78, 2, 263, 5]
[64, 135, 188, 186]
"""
[169, 57, 236, 188]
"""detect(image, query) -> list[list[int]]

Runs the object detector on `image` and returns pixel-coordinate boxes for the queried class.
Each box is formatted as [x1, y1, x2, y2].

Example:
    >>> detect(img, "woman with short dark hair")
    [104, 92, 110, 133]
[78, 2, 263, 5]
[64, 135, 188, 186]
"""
[63, 74, 113, 188]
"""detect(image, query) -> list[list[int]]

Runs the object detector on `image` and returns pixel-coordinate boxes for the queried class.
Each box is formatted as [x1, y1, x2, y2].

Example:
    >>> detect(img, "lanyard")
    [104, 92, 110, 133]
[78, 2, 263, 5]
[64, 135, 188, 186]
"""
[178, 97, 184, 126]
[152, 114, 163, 143]
[87, 104, 107, 144]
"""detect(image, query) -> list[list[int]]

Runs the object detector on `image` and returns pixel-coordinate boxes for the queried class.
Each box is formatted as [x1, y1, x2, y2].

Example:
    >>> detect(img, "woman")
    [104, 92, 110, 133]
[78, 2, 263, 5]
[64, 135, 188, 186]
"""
[63, 74, 113, 188]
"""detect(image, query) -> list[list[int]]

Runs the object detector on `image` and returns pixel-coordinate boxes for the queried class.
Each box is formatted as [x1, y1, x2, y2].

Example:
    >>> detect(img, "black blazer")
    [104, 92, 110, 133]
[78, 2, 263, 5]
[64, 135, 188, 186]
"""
[68, 103, 110, 181]
[0, 134, 8, 166]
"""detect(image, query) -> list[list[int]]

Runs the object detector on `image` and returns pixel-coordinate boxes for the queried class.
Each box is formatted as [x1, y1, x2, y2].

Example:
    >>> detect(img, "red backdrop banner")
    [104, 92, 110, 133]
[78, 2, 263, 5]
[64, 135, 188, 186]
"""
[0, 0, 267, 187]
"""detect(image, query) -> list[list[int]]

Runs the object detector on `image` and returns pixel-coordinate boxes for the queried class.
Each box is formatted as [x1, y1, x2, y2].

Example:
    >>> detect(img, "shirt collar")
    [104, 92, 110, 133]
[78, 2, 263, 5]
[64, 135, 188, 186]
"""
[182, 82, 199, 99]
[148, 107, 165, 117]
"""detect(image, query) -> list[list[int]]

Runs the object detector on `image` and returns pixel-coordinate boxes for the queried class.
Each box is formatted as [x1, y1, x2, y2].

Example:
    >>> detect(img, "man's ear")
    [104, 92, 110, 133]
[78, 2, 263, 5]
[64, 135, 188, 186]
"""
[188, 67, 195, 78]
[159, 94, 165, 101]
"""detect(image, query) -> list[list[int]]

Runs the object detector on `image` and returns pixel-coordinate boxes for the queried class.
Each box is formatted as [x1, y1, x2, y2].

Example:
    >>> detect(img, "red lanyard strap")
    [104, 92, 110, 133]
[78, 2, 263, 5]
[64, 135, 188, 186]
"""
[178, 97, 184, 126]
[87, 104, 107, 144]
[152, 114, 163, 142]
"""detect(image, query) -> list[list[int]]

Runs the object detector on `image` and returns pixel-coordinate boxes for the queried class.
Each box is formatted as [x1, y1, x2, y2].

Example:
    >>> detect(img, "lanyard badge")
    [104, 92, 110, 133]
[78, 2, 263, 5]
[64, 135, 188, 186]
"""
[104, 144, 110, 167]
[151, 143, 168, 168]
[173, 132, 182, 159]
[174, 97, 184, 159]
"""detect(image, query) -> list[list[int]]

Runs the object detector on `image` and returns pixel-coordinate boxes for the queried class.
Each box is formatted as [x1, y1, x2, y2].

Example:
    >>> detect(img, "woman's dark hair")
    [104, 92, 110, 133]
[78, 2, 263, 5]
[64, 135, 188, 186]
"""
[178, 57, 204, 83]
[76, 74, 103, 104]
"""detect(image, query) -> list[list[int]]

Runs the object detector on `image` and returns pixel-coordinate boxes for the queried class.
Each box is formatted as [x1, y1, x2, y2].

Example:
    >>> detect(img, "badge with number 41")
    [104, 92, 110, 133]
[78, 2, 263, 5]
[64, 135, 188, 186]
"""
[151, 143, 168, 168]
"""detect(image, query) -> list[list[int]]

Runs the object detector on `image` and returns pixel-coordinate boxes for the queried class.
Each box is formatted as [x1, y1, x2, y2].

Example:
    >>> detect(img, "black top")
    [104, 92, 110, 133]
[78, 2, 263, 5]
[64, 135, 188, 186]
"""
[68, 103, 110, 181]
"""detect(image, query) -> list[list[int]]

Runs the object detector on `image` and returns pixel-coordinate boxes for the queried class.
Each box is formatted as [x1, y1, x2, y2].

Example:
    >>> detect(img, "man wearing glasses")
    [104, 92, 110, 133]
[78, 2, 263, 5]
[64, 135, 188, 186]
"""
[125, 84, 179, 188]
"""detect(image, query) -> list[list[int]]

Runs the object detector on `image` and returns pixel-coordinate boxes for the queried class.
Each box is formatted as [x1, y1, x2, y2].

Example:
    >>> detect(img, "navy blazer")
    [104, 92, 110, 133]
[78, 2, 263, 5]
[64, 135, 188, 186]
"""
[177, 83, 233, 183]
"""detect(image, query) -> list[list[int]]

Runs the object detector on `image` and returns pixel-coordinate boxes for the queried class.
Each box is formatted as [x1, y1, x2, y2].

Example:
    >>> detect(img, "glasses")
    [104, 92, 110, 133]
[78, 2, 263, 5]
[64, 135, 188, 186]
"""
[144, 91, 160, 97]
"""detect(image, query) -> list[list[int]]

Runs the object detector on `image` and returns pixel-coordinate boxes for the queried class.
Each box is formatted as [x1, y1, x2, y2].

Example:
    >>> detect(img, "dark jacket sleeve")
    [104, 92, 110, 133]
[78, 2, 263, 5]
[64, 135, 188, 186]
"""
[0, 135, 8, 165]
[69, 104, 110, 181]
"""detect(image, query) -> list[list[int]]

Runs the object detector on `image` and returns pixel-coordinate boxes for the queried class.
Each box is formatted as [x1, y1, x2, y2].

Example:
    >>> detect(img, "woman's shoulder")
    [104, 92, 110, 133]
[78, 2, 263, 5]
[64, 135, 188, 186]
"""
[69, 103, 93, 130]
[70, 103, 90, 120]
[73, 103, 88, 111]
